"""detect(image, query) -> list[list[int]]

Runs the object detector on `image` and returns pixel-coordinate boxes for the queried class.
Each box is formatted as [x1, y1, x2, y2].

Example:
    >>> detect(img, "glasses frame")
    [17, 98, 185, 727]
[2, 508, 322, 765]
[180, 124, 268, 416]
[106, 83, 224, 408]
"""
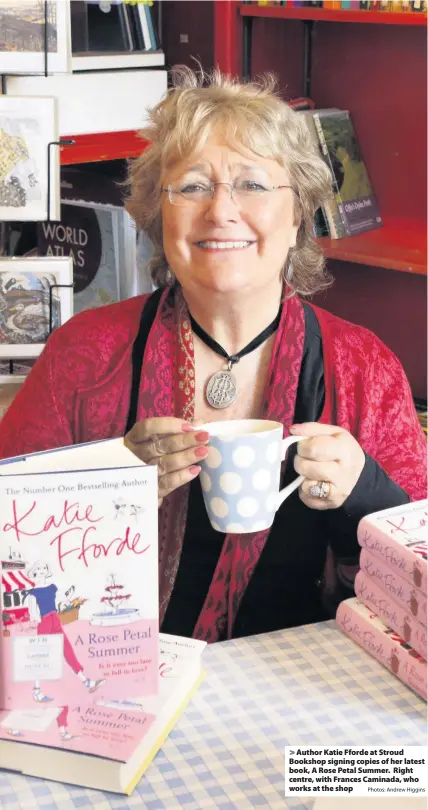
[161, 181, 294, 207]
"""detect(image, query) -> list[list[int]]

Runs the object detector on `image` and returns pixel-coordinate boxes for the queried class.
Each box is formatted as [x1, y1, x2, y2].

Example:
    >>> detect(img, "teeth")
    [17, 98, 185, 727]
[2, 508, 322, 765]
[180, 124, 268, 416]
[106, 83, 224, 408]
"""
[198, 241, 252, 250]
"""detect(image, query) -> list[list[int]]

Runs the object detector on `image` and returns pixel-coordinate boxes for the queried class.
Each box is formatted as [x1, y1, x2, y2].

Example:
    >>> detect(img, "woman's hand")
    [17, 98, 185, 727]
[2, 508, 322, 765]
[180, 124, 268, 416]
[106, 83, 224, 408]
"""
[125, 417, 210, 507]
[290, 422, 366, 510]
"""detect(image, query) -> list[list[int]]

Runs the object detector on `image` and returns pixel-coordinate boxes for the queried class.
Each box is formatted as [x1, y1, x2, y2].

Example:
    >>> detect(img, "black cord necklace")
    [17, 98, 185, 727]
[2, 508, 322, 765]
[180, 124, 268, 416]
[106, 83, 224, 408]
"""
[189, 308, 282, 409]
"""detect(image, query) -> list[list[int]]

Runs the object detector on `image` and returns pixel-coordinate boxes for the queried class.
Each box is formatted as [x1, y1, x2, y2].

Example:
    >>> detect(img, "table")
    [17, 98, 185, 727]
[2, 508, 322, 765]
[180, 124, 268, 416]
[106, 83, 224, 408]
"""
[0, 620, 425, 810]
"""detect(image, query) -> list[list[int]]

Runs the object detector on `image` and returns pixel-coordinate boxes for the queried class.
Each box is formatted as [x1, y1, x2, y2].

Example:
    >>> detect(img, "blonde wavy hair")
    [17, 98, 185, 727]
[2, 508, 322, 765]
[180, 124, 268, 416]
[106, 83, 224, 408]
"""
[126, 65, 333, 297]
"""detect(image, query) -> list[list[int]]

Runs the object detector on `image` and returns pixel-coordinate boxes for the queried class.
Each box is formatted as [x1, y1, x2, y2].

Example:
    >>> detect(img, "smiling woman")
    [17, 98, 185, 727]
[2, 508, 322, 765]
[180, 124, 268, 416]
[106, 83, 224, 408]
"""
[0, 66, 426, 644]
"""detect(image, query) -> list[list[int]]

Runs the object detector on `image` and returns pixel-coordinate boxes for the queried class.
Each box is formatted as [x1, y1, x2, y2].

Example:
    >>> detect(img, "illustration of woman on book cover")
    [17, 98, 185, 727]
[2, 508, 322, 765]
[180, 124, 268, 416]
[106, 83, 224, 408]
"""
[24, 560, 105, 702]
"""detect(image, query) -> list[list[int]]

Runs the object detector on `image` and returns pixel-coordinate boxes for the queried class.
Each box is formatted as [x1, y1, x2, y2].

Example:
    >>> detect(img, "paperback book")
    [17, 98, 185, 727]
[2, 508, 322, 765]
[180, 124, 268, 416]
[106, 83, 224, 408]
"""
[0, 437, 159, 710]
[0, 633, 206, 794]
[354, 571, 427, 660]
[336, 597, 427, 700]
[359, 548, 427, 624]
[357, 499, 428, 593]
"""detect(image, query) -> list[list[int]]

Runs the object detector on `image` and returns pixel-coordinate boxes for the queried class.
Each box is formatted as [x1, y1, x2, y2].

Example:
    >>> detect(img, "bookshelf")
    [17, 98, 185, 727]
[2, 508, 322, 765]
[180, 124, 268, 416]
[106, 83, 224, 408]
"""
[240, 6, 428, 26]
[213, 1, 427, 397]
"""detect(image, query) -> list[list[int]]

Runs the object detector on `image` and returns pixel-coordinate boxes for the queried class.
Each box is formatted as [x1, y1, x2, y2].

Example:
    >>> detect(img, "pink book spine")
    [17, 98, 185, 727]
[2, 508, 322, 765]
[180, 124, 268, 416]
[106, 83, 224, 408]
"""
[355, 571, 427, 660]
[336, 598, 427, 701]
[359, 549, 427, 624]
[358, 505, 428, 593]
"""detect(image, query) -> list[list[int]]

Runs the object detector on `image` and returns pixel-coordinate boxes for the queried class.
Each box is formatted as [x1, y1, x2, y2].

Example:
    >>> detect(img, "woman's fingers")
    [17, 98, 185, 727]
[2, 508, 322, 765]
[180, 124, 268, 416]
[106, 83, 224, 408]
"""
[145, 430, 210, 463]
[158, 463, 202, 502]
[126, 417, 194, 444]
[293, 455, 338, 484]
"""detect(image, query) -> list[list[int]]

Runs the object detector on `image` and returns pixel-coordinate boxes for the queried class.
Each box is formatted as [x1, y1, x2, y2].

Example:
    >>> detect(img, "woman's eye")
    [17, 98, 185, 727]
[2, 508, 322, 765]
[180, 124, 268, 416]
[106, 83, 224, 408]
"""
[180, 183, 208, 194]
[239, 180, 268, 192]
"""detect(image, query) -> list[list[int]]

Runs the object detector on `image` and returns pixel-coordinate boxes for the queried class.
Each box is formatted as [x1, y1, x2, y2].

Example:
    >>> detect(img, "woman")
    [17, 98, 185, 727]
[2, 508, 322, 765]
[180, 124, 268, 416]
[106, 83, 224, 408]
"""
[0, 68, 425, 643]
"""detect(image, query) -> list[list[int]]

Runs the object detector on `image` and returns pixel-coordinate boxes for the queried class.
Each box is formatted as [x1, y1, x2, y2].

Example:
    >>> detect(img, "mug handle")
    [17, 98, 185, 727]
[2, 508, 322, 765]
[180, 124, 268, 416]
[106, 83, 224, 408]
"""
[277, 434, 306, 508]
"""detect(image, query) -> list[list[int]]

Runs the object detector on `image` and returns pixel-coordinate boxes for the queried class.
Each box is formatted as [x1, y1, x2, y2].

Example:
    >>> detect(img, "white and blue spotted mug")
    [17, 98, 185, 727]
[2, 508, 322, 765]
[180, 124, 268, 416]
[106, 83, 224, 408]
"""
[198, 419, 306, 534]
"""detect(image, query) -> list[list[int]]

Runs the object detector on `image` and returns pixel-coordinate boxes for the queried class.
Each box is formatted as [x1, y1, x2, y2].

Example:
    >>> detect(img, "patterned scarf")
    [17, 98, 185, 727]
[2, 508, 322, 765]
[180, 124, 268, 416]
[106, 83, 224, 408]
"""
[137, 285, 306, 642]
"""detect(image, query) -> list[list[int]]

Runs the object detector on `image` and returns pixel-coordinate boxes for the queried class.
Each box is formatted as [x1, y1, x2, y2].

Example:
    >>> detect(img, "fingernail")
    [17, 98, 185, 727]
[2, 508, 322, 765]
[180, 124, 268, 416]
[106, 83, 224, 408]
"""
[189, 465, 201, 475]
[182, 423, 195, 432]
[195, 431, 210, 442]
[289, 424, 301, 432]
[195, 446, 209, 458]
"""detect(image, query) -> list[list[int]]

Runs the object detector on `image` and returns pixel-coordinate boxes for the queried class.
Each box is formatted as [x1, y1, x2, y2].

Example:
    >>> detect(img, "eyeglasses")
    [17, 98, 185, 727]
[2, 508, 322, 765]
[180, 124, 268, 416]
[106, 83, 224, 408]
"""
[161, 180, 294, 208]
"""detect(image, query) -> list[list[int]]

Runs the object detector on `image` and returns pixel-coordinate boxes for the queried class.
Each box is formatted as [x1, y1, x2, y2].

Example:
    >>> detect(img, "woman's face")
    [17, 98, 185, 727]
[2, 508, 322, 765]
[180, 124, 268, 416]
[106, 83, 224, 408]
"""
[160, 135, 298, 297]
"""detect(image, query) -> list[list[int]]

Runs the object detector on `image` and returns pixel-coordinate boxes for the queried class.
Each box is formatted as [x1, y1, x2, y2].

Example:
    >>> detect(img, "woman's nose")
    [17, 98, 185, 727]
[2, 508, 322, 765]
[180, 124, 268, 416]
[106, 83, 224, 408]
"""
[204, 183, 240, 223]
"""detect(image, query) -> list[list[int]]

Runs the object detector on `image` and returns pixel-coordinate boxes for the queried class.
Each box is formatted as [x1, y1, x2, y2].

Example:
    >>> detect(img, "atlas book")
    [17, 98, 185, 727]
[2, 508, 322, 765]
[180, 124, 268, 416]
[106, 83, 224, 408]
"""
[0, 633, 206, 794]
[354, 571, 427, 660]
[0, 437, 159, 710]
[357, 499, 428, 593]
[359, 548, 427, 624]
[336, 598, 427, 701]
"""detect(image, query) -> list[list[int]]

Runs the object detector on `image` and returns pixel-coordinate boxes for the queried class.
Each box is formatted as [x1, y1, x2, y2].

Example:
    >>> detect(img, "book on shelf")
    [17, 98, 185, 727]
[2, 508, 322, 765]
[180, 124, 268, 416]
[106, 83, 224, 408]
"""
[336, 598, 427, 700]
[354, 571, 427, 659]
[299, 108, 347, 239]
[0, 633, 206, 794]
[359, 548, 427, 624]
[0, 437, 158, 711]
[357, 499, 428, 594]
[312, 109, 383, 237]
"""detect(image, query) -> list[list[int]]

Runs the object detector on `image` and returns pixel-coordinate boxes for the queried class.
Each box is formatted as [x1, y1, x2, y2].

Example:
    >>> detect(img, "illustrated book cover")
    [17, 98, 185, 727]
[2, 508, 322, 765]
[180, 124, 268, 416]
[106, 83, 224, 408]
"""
[0, 633, 206, 794]
[0, 437, 159, 710]
[313, 109, 383, 237]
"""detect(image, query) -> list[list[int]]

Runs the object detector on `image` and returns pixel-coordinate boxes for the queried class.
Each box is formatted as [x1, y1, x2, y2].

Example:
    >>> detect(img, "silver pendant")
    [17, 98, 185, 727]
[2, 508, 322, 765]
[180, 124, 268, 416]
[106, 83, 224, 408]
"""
[205, 368, 237, 409]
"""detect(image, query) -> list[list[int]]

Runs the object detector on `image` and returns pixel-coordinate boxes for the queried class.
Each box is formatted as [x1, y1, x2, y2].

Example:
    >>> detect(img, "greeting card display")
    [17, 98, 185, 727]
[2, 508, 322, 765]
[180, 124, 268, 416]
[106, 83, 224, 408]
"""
[0, 1, 71, 74]
[0, 96, 60, 221]
[0, 437, 159, 710]
[0, 257, 73, 358]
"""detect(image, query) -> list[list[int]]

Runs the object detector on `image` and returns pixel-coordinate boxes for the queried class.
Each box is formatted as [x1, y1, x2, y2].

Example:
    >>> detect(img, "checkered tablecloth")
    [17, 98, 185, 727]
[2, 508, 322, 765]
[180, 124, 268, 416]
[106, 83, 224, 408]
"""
[0, 620, 425, 810]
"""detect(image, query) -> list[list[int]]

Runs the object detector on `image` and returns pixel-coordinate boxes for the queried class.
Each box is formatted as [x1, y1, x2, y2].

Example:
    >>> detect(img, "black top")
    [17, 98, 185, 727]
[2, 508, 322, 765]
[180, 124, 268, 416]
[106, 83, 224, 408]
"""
[127, 291, 410, 640]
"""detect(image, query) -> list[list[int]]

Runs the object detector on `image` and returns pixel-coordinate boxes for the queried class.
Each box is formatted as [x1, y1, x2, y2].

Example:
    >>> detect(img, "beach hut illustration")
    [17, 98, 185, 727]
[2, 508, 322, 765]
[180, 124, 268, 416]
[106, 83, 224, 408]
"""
[1, 552, 34, 631]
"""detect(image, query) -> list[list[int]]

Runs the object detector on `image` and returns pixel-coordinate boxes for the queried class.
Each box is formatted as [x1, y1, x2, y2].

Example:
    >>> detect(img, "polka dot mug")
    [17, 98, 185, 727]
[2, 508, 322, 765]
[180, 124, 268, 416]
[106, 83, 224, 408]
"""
[198, 419, 305, 534]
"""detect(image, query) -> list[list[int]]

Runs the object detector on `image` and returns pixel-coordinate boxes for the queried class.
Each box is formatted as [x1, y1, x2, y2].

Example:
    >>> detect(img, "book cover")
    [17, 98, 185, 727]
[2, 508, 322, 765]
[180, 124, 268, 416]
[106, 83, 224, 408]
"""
[37, 202, 121, 314]
[0, 634, 206, 794]
[359, 548, 427, 623]
[300, 109, 347, 238]
[0, 438, 159, 710]
[336, 598, 427, 700]
[354, 571, 427, 660]
[357, 500, 428, 593]
[314, 109, 383, 236]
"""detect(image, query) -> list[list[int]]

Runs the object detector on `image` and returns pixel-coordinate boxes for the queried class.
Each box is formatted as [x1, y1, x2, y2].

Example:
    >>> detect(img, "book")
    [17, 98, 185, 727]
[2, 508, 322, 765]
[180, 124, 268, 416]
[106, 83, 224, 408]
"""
[336, 598, 427, 700]
[358, 500, 428, 593]
[0, 633, 206, 794]
[299, 109, 347, 239]
[0, 437, 158, 710]
[313, 109, 383, 236]
[359, 548, 427, 623]
[38, 202, 121, 314]
[354, 571, 427, 660]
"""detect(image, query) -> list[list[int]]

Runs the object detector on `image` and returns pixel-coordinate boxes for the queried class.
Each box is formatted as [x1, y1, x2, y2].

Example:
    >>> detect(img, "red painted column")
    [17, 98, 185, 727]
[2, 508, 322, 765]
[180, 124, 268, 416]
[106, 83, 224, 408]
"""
[214, 0, 241, 78]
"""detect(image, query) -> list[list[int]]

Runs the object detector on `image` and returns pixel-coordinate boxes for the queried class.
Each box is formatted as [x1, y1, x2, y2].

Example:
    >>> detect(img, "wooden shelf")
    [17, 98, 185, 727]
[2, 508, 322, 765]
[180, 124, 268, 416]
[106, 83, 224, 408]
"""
[60, 131, 148, 165]
[240, 6, 427, 25]
[317, 219, 427, 275]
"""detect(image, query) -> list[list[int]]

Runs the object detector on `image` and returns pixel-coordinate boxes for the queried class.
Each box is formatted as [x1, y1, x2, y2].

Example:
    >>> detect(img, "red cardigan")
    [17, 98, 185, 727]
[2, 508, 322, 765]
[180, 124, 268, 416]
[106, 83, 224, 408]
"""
[0, 295, 426, 502]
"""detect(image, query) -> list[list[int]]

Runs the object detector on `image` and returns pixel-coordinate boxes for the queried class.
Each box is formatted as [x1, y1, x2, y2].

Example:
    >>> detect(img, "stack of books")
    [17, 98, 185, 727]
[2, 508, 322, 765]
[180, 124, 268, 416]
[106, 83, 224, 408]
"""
[337, 500, 427, 701]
